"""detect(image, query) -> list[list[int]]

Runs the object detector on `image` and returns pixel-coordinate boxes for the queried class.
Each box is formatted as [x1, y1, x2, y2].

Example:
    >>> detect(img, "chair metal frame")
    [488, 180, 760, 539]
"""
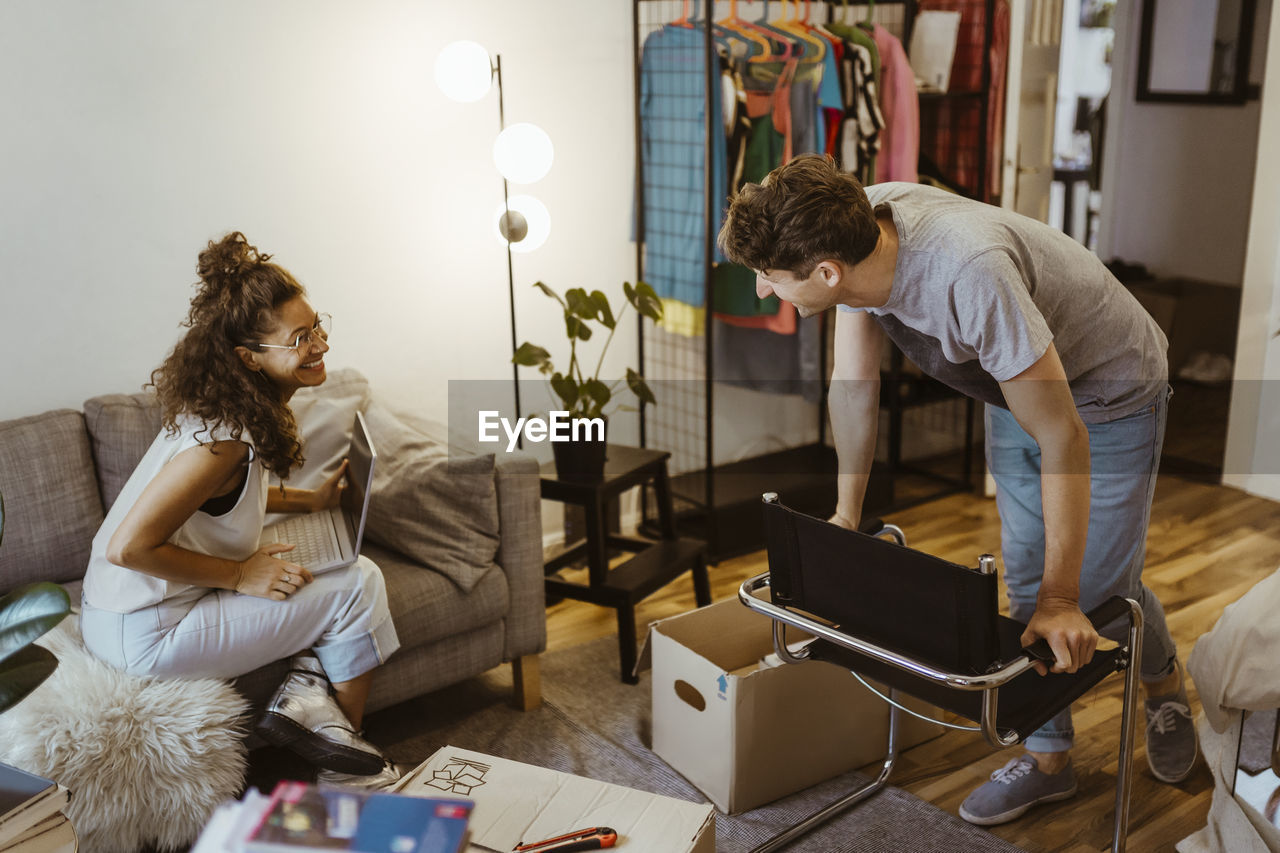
[737, 494, 1145, 853]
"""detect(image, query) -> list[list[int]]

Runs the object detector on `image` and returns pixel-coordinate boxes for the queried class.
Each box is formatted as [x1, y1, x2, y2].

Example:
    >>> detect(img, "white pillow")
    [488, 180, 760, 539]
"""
[265, 368, 371, 524]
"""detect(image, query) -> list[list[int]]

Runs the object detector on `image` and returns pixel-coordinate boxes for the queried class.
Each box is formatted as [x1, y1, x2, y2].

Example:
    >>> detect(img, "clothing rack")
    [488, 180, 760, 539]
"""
[633, 0, 987, 561]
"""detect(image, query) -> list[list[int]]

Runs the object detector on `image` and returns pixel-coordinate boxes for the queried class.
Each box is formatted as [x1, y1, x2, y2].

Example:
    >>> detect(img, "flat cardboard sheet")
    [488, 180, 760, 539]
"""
[393, 747, 714, 853]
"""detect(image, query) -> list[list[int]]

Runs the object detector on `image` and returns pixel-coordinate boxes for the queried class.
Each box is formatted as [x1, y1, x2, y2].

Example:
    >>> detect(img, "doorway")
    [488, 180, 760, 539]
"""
[1045, 0, 1272, 478]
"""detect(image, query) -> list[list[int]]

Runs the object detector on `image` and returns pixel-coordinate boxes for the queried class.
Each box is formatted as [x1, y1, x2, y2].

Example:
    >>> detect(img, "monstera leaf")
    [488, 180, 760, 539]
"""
[512, 281, 665, 420]
[0, 644, 61, 714]
[0, 492, 72, 714]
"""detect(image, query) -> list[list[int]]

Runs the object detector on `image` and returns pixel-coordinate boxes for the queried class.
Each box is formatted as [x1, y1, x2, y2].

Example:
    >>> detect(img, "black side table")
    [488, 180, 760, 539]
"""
[541, 444, 711, 683]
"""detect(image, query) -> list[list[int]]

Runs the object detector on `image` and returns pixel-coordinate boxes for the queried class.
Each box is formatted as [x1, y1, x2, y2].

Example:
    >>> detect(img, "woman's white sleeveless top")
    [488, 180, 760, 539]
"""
[83, 415, 267, 613]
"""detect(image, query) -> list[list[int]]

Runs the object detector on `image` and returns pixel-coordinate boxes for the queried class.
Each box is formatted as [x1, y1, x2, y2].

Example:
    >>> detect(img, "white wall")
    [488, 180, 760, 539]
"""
[1099, 0, 1264, 285]
[0, 1, 637, 440]
[1224, 0, 1280, 500]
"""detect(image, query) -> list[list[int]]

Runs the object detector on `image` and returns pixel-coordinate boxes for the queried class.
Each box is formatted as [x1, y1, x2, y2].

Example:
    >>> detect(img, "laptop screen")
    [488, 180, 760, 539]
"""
[339, 411, 377, 549]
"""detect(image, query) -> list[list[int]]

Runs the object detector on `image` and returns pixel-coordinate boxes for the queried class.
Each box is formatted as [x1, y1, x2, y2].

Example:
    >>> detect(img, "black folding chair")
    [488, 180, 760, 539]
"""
[738, 493, 1144, 853]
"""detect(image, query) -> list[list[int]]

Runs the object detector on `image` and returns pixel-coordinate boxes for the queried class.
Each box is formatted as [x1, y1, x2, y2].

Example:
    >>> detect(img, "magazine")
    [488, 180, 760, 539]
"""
[242, 781, 471, 853]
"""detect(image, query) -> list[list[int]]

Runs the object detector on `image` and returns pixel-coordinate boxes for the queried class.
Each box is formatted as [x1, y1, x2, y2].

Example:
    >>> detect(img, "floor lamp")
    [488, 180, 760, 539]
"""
[435, 40, 553, 430]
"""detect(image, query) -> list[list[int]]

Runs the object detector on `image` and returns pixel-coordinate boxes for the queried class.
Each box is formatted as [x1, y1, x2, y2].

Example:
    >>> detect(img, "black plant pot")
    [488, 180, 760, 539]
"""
[551, 418, 608, 483]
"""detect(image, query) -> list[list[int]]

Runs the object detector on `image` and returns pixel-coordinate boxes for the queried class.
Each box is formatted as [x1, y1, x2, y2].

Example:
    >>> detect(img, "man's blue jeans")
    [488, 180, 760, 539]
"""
[985, 386, 1178, 753]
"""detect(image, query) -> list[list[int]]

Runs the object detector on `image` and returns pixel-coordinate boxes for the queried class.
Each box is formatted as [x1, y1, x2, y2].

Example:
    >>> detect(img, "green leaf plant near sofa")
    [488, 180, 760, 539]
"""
[0, 491, 72, 714]
[0, 368, 546, 851]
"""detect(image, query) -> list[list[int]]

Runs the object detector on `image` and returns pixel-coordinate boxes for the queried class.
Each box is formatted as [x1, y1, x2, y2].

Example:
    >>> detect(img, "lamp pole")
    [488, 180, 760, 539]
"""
[494, 53, 525, 442]
[437, 41, 549, 446]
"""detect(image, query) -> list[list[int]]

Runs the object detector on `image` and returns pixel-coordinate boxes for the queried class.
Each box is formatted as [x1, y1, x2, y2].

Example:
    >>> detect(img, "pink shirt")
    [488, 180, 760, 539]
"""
[872, 24, 919, 184]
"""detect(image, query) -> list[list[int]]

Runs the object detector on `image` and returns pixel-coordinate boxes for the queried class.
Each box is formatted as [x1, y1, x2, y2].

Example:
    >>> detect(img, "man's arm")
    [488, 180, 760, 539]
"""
[829, 309, 886, 529]
[998, 343, 1099, 674]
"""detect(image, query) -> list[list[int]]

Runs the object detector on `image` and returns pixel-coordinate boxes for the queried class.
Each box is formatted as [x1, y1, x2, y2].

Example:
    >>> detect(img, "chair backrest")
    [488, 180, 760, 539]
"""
[764, 498, 1001, 674]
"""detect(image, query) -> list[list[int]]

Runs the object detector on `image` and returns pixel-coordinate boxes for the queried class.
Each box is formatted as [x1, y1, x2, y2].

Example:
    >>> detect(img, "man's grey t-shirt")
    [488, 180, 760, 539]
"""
[839, 183, 1168, 423]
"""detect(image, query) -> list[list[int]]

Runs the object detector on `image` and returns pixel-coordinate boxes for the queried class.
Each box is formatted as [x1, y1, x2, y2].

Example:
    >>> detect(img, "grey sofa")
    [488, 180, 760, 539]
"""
[0, 368, 546, 716]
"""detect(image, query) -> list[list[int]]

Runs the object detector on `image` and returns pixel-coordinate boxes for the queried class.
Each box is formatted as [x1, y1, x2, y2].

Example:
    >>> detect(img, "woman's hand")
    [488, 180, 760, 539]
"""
[309, 459, 350, 512]
[235, 544, 315, 600]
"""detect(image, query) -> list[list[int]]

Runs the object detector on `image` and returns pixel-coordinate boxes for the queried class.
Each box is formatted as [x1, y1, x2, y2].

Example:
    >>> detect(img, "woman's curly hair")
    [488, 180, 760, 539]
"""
[149, 231, 306, 479]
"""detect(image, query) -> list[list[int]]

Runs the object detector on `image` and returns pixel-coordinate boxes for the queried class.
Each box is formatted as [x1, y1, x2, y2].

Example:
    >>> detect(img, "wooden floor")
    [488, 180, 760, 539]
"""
[542, 473, 1280, 852]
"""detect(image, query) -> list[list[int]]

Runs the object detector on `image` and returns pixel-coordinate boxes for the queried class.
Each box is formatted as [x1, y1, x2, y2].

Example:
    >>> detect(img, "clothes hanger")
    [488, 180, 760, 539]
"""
[716, 0, 774, 57]
[671, 0, 693, 28]
[774, 0, 827, 62]
[862, 0, 877, 30]
[754, 0, 795, 60]
[824, 0, 866, 41]
[794, 0, 828, 40]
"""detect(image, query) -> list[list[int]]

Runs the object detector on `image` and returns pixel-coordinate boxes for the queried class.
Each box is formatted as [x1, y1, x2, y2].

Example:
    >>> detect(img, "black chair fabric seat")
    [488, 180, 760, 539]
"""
[808, 614, 1124, 741]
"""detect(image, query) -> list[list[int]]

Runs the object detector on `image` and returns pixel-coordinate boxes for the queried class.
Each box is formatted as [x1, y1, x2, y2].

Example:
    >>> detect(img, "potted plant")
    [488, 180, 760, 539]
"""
[0, 491, 72, 714]
[512, 281, 664, 481]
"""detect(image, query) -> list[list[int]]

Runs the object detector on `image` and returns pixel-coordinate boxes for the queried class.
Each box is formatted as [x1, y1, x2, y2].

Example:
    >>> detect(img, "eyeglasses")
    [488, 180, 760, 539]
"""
[250, 313, 331, 353]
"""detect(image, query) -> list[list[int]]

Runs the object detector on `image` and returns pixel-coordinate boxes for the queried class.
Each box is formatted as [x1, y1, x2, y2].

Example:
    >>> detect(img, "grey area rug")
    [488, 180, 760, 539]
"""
[355, 636, 1023, 853]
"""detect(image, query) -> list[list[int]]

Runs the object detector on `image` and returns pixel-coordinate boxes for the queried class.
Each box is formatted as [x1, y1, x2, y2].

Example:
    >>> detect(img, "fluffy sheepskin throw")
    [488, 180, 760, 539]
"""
[0, 615, 250, 853]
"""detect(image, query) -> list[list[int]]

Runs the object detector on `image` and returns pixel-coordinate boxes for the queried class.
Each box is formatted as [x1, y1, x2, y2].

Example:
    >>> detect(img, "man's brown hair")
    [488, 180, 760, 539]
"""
[718, 154, 880, 278]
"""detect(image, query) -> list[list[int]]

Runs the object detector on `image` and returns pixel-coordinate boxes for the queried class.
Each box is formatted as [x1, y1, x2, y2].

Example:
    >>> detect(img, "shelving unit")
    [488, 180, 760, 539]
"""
[632, 1, 995, 561]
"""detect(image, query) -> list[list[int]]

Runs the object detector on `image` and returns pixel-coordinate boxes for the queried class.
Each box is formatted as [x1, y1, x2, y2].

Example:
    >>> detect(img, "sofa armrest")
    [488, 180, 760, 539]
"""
[493, 453, 546, 661]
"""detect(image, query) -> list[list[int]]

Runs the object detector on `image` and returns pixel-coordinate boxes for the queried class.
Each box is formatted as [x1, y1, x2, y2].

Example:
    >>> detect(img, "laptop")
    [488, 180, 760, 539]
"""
[259, 410, 377, 574]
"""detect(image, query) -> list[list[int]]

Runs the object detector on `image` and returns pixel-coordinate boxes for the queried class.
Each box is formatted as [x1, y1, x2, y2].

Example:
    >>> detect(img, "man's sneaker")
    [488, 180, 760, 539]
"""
[958, 754, 1078, 826]
[1145, 680, 1198, 783]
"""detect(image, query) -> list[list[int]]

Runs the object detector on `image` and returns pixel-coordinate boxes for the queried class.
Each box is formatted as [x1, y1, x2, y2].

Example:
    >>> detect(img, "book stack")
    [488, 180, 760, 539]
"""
[191, 781, 472, 853]
[0, 764, 75, 853]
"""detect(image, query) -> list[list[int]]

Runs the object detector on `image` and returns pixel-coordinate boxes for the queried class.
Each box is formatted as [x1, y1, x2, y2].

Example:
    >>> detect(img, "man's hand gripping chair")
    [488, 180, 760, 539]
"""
[738, 493, 1144, 853]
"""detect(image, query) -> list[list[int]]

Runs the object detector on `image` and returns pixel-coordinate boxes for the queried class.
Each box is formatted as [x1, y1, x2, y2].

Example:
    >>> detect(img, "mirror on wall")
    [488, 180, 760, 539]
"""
[1137, 0, 1257, 103]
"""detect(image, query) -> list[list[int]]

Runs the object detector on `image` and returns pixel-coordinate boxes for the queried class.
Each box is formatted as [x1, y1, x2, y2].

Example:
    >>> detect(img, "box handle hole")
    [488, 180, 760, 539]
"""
[673, 679, 706, 711]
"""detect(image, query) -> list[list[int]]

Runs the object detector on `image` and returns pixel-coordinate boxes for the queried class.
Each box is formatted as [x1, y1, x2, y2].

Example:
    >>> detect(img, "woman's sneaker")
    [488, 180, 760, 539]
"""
[316, 761, 404, 791]
[255, 653, 386, 776]
[959, 754, 1078, 826]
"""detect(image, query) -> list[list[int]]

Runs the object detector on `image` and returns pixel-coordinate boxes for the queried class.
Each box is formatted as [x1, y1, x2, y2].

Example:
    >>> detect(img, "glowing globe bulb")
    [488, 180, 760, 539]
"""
[493, 123, 554, 184]
[494, 195, 550, 253]
[435, 40, 493, 103]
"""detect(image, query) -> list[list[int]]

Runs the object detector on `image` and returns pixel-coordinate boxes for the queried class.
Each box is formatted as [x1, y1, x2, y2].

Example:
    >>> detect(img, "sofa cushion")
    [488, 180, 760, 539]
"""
[275, 368, 372, 484]
[361, 400, 499, 593]
[0, 410, 104, 591]
[264, 368, 372, 525]
[366, 542, 507, 649]
[82, 392, 162, 512]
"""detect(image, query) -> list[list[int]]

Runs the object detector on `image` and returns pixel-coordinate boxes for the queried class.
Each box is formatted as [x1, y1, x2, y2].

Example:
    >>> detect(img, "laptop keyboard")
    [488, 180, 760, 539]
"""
[267, 513, 340, 569]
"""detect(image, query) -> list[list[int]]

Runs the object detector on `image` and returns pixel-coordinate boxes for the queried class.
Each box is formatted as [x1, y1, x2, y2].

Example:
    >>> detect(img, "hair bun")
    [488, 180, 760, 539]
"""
[196, 231, 274, 285]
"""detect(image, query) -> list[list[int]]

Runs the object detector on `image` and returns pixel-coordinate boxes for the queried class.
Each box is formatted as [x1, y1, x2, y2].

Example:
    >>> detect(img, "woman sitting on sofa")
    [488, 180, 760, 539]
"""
[80, 231, 400, 789]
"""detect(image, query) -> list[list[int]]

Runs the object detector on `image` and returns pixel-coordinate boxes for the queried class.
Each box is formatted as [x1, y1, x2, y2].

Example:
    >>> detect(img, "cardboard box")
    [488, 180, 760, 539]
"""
[641, 599, 943, 814]
[393, 746, 714, 853]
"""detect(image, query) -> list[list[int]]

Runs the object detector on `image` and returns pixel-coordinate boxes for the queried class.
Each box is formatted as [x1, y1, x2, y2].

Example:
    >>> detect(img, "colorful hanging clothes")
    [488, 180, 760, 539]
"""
[711, 312, 824, 403]
[658, 297, 706, 337]
[639, 24, 728, 308]
[810, 26, 847, 160]
[820, 19, 881, 181]
[713, 261, 779, 316]
[713, 98, 792, 328]
[839, 42, 885, 178]
[872, 24, 919, 184]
